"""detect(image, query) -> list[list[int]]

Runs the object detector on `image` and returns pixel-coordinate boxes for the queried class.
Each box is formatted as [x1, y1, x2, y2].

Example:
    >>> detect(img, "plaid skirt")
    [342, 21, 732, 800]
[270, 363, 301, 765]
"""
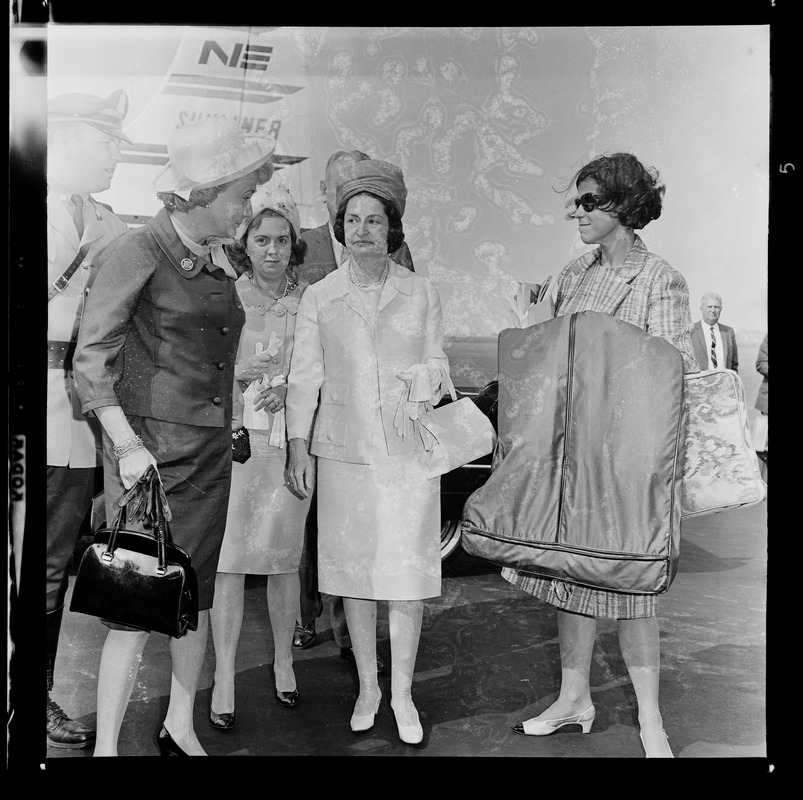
[501, 567, 658, 620]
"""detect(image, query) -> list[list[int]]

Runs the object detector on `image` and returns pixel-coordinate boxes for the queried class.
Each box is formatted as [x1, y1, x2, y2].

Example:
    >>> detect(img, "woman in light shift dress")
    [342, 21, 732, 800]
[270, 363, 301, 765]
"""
[209, 184, 311, 726]
[285, 159, 453, 745]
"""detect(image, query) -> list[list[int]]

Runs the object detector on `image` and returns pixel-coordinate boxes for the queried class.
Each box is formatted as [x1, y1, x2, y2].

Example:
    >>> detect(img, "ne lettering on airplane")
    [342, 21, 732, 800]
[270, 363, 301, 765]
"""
[199, 40, 273, 71]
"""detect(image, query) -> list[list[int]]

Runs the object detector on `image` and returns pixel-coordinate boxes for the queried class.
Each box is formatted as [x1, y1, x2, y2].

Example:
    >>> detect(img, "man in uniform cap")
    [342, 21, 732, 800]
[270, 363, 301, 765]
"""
[292, 151, 414, 669]
[45, 89, 131, 749]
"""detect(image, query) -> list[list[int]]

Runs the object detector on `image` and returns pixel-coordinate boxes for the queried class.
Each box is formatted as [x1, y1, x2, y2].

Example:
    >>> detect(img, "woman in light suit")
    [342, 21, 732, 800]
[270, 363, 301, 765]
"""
[285, 159, 452, 745]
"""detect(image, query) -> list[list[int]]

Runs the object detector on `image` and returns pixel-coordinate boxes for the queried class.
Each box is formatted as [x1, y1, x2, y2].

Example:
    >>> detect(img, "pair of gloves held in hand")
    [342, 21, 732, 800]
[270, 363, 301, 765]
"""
[243, 351, 452, 449]
[393, 361, 454, 445]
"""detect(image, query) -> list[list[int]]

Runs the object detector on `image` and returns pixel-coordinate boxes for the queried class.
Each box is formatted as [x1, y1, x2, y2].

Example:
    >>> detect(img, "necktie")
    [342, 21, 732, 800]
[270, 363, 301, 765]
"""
[339, 245, 350, 265]
[71, 194, 85, 239]
[709, 326, 718, 368]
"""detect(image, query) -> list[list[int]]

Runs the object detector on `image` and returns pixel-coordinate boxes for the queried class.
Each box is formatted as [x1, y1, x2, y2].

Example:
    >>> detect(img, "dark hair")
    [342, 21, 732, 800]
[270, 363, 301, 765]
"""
[332, 192, 405, 254]
[158, 186, 224, 213]
[158, 162, 274, 213]
[225, 208, 307, 273]
[325, 149, 370, 175]
[568, 152, 665, 230]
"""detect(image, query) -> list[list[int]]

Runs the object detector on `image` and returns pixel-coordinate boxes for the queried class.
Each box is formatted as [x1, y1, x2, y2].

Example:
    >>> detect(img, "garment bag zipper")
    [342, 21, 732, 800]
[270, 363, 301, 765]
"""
[555, 313, 577, 543]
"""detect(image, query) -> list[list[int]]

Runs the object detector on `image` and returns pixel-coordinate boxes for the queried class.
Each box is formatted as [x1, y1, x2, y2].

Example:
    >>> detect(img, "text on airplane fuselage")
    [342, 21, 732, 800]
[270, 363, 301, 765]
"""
[199, 40, 273, 71]
[176, 112, 282, 137]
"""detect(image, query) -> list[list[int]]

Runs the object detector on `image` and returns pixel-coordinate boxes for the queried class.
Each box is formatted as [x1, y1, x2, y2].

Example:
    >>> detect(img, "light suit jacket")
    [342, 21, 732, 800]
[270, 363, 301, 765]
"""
[298, 223, 415, 285]
[690, 320, 738, 373]
[47, 183, 128, 467]
[286, 260, 448, 463]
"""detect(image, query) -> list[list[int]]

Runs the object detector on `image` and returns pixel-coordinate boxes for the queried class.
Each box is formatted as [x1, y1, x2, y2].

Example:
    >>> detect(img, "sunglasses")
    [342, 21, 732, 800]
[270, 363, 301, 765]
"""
[571, 193, 604, 213]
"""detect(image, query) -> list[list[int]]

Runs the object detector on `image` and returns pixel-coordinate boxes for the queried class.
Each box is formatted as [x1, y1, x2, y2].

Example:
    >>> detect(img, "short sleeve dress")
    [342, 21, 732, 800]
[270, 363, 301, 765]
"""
[217, 273, 312, 575]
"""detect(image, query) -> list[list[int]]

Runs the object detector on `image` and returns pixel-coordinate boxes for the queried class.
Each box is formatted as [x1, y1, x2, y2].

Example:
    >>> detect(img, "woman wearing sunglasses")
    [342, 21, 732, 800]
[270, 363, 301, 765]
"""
[504, 152, 698, 758]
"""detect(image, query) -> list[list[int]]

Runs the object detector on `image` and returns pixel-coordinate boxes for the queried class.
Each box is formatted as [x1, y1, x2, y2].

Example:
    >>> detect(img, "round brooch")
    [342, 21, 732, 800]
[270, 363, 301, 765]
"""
[180, 258, 194, 271]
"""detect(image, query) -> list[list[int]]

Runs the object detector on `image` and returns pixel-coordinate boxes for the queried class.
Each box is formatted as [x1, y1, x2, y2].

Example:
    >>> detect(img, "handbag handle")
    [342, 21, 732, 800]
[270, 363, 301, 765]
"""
[150, 473, 168, 575]
[102, 502, 128, 553]
[102, 466, 171, 574]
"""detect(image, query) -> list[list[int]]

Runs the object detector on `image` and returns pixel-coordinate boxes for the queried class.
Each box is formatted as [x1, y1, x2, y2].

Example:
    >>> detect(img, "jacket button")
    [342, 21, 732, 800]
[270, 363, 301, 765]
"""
[326, 431, 335, 441]
[330, 393, 338, 402]
[271, 356, 280, 365]
[221, 327, 230, 335]
[217, 362, 226, 370]
[212, 396, 222, 405]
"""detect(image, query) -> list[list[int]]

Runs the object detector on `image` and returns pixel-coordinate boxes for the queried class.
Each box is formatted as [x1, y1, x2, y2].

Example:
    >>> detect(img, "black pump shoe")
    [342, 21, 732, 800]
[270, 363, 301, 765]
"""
[292, 623, 317, 649]
[155, 725, 189, 756]
[209, 709, 236, 729]
[208, 681, 236, 730]
[274, 688, 301, 708]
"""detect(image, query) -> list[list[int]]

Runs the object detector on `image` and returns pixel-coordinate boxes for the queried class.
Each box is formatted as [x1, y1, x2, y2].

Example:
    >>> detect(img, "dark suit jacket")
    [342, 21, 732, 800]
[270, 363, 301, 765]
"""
[297, 223, 414, 285]
[755, 333, 768, 413]
[690, 320, 738, 373]
[74, 208, 245, 428]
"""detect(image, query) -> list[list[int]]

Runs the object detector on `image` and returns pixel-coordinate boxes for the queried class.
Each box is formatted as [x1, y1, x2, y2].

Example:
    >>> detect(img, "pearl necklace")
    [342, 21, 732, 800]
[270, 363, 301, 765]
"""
[349, 259, 389, 290]
[246, 273, 297, 313]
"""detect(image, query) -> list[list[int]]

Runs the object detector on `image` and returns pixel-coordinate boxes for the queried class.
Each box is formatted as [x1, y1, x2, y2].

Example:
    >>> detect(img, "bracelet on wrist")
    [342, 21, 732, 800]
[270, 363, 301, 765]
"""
[112, 435, 145, 460]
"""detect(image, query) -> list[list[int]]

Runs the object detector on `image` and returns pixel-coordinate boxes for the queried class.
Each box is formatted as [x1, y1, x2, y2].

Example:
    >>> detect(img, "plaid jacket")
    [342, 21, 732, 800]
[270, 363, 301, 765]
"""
[554, 235, 699, 373]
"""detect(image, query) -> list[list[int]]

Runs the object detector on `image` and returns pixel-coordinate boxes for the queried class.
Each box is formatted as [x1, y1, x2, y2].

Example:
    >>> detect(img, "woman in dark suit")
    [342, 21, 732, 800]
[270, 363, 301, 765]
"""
[74, 117, 274, 757]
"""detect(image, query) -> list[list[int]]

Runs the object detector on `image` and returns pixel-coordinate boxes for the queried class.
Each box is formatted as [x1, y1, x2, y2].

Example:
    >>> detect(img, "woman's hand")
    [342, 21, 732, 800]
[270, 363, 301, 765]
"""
[285, 437, 314, 499]
[93, 407, 159, 490]
[235, 351, 277, 384]
[118, 447, 159, 490]
[254, 384, 287, 414]
[396, 363, 441, 401]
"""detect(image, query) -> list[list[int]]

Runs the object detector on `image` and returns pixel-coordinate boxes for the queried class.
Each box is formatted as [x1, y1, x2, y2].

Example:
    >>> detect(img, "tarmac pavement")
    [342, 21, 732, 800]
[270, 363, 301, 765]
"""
[36, 497, 770, 768]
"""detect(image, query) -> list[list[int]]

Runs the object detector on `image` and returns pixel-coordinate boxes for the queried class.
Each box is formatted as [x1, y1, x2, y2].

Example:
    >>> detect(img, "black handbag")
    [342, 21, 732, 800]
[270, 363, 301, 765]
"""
[232, 426, 251, 463]
[69, 467, 199, 638]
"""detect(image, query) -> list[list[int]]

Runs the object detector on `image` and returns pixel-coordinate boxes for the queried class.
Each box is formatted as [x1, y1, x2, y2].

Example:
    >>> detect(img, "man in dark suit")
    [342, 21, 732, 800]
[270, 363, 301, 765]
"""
[690, 292, 738, 372]
[293, 150, 415, 669]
